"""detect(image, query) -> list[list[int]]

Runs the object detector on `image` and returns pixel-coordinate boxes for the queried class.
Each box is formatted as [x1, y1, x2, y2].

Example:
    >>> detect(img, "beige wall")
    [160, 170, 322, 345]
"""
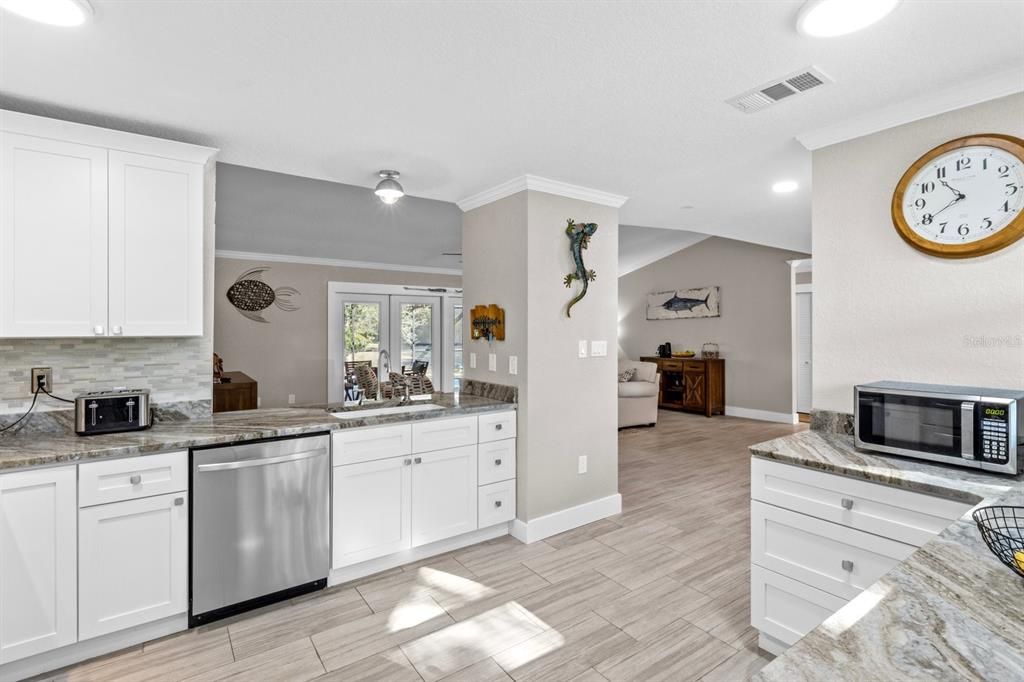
[463, 190, 619, 522]
[813, 93, 1024, 414]
[215, 257, 460, 408]
[618, 236, 809, 417]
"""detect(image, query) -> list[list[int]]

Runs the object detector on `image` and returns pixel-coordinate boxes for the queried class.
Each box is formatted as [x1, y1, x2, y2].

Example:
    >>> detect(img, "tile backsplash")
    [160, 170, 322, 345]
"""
[0, 336, 212, 414]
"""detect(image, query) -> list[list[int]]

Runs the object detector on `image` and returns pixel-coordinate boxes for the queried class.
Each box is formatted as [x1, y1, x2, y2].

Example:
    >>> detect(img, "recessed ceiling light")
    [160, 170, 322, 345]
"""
[797, 0, 900, 38]
[0, 0, 93, 26]
[772, 180, 799, 194]
[374, 170, 405, 205]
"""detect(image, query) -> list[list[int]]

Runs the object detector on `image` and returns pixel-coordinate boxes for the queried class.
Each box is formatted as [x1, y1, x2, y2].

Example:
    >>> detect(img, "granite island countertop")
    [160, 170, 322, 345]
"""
[749, 430, 1024, 682]
[0, 393, 514, 471]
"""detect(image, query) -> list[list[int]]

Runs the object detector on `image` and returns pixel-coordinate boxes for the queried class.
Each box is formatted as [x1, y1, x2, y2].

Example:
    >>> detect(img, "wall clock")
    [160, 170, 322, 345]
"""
[891, 133, 1024, 258]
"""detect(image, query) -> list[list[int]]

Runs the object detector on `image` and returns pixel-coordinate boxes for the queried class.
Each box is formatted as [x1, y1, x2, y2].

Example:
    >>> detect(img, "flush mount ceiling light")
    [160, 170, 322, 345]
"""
[0, 0, 93, 26]
[797, 0, 900, 37]
[374, 170, 404, 205]
[772, 180, 799, 194]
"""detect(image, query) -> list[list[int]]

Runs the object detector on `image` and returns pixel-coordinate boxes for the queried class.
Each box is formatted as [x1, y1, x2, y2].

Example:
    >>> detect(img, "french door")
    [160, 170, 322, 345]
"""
[329, 288, 454, 402]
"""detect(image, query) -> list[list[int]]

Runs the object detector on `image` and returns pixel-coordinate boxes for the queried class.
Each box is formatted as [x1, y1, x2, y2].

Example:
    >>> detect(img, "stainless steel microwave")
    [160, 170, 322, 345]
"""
[855, 381, 1023, 475]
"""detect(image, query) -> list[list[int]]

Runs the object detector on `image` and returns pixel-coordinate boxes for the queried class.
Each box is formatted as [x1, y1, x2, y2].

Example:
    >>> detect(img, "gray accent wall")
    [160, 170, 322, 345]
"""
[215, 163, 463, 271]
[618, 236, 809, 417]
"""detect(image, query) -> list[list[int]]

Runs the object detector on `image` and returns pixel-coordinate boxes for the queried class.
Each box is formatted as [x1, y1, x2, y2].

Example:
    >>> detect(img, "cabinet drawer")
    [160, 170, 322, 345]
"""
[660, 360, 683, 372]
[412, 416, 478, 454]
[751, 458, 970, 547]
[751, 565, 847, 648]
[478, 439, 516, 485]
[683, 361, 704, 372]
[79, 451, 187, 507]
[478, 480, 516, 527]
[333, 424, 412, 466]
[478, 410, 517, 443]
[751, 500, 915, 600]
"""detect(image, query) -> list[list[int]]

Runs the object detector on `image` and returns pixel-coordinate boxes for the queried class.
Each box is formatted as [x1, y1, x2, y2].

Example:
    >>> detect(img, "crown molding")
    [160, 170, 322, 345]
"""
[457, 174, 628, 212]
[216, 250, 462, 276]
[796, 68, 1024, 151]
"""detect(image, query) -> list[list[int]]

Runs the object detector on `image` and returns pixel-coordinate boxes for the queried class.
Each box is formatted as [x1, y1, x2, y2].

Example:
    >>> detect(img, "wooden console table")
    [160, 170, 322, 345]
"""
[213, 371, 258, 413]
[640, 357, 725, 417]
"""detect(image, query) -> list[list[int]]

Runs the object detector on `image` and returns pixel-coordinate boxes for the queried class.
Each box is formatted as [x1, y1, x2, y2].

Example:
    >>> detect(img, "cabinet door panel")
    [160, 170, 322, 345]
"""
[683, 369, 705, 408]
[108, 151, 203, 336]
[411, 445, 478, 546]
[78, 493, 188, 639]
[0, 466, 77, 663]
[333, 458, 412, 568]
[0, 133, 107, 337]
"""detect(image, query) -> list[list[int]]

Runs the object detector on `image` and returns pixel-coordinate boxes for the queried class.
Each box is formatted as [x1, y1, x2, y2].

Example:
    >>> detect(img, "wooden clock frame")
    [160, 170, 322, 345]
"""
[890, 133, 1024, 258]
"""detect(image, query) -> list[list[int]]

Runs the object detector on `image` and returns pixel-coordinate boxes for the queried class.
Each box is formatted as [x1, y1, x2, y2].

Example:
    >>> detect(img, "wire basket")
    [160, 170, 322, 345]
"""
[972, 506, 1024, 579]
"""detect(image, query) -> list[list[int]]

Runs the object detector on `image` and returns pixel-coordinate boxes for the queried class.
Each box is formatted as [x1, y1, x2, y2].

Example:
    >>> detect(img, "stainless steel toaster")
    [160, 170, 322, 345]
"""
[75, 388, 152, 436]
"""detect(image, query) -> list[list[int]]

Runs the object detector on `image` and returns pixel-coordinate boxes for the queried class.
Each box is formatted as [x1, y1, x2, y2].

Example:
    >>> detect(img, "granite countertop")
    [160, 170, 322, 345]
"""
[0, 393, 514, 471]
[749, 430, 1024, 682]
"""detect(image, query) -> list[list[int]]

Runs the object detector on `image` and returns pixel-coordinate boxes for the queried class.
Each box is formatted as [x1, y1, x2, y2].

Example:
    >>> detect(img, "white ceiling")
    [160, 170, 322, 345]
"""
[2, 1, 1022, 254]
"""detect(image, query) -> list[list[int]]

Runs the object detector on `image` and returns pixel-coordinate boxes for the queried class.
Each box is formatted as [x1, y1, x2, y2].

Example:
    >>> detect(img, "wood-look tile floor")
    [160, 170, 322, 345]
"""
[39, 411, 805, 682]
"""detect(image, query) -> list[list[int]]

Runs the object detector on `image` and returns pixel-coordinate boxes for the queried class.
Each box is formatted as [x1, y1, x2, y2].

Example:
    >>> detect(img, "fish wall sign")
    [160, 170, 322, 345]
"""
[564, 219, 598, 318]
[226, 267, 300, 323]
[647, 286, 720, 320]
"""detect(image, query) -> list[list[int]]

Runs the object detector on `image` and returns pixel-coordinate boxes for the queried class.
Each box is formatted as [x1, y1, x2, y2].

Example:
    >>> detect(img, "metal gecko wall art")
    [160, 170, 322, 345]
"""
[225, 267, 300, 323]
[563, 219, 598, 318]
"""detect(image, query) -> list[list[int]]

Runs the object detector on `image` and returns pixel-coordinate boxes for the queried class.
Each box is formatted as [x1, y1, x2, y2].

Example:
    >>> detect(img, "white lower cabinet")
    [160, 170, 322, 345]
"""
[333, 456, 412, 568]
[750, 564, 847, 649]
[78, 492, 189, 640]
[478, 479, 516, 527]
[0, 466, 78, 664]
[411, 445, 478, 546]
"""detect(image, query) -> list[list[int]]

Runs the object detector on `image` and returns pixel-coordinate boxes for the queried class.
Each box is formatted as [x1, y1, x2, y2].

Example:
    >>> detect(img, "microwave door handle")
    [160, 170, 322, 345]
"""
[961, 402, 975, 459]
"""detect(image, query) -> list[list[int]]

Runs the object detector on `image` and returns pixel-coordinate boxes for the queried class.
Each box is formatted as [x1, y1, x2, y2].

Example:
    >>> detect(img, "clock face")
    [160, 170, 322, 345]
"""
[901, 145, 1023, 246]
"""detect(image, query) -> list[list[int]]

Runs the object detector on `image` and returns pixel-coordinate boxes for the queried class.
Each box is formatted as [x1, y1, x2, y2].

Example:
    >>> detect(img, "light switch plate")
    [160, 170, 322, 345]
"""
[488, 353, 497, 372]
[288, 394, 295, 405]
[590, 340, 608, 357]
[508, 355, 518, 375]
[578, 340, 588, 358]
[470, 352, 477, 369]
[578, 455, 588, 474]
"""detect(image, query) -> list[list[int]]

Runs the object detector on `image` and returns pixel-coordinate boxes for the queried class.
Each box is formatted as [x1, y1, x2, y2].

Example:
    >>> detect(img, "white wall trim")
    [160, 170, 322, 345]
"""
[796, 68, 1024, 150]
[795, 283, 813, 294]
[510, 493, 622, 544]
[725, 405, 798, 424]
[0, 109, 217, 164]
[457, 174, 628, 212]
[216, 249, 462, 276]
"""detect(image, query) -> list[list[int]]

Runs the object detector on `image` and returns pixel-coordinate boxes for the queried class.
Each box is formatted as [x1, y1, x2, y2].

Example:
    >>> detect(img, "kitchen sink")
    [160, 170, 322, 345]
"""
[331, 403, 445, 419]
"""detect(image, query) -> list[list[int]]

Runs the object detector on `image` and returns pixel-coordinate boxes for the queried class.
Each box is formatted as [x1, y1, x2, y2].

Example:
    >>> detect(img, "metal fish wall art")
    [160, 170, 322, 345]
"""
[226, 267, 300, 323]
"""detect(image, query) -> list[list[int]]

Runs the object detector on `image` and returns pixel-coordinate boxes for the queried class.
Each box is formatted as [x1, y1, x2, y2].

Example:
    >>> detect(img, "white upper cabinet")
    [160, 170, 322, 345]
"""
[108, 152, 204, 336]
[0, 133, 108, 337]
[0, 110, 215, 338]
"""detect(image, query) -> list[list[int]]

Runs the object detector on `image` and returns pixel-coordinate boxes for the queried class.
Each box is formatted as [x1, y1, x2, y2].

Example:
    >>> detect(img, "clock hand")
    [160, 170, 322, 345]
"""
[929, 194, 964, 219]
[939, 179, 965, 200]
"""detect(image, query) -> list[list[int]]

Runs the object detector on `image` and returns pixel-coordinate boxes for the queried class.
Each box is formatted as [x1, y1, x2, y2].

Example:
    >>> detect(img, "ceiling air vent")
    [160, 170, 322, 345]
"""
[726, 66, 833, 113]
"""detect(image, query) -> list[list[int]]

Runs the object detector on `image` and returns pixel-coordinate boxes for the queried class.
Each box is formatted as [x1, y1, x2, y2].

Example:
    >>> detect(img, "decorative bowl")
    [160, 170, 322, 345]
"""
[672, 351, 695, 358]
[972, 505, 1024, 579]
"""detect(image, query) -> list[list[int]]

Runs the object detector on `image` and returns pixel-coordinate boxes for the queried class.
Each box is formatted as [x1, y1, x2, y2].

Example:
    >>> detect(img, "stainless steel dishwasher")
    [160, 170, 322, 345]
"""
[190, 433, 330, 626]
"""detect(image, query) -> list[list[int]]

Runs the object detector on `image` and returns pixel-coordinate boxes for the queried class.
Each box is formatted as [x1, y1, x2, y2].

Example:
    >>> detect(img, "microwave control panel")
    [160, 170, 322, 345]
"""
[978, 403, 1011, 464]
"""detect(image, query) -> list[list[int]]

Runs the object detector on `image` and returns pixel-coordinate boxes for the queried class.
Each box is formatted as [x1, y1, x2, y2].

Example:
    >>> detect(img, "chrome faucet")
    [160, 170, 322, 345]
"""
[377, 349, 391, 401]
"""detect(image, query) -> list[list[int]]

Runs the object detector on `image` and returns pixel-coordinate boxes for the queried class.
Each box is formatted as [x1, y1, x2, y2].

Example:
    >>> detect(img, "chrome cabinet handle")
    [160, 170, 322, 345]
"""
[94, 325, 104, 335]
[841, 498, 854, 510]
[495, 458, 502, 466]
[129, 474, 142, 485]
[414, 457, 422, 464]
[495, 423, 503, 431]
[112, 325, 122, 335]
[404, 458, 412, 466]
[174, 497, 184, 506]
[495, 500, 503, 508]
[842, 560, 854, 572]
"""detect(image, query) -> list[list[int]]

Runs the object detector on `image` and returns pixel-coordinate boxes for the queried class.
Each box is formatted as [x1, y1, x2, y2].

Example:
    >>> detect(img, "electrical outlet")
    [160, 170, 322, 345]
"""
[508, 355, 518, 375]
[488, 353, 497, 372]
[31, 367, 52, 394]
[470, 352, 477, 369]
[590, 340, 608, 357]
[288, 394, 296, 405]
[578, 340, 588, 358]
[578, 455, 588, 474]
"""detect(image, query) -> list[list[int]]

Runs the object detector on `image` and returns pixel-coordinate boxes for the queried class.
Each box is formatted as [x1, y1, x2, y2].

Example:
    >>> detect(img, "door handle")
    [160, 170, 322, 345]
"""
[841, 498, 854, 510]
[196, 448, 327, 472]
[842, 560, 854, 572]
[174, 497, 184, 506]
[414, 457, 422, 464]
[129, 474, 142, 485]
[495, 500, 503, 508]
[495, 458, 502, 466]
[495, 423, 503, 431]
[404, 458, 412, 466]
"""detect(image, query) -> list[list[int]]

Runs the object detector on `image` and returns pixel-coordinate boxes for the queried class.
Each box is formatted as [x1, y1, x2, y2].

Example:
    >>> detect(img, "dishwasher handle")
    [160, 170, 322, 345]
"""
[196, 448, 327, 472]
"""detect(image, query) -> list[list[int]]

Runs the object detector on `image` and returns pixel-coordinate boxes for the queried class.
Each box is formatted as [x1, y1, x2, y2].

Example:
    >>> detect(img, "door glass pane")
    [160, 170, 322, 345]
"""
[453, 303, 464, 391]
[400, 303, 434, 379]
[344, 302, 381, 394]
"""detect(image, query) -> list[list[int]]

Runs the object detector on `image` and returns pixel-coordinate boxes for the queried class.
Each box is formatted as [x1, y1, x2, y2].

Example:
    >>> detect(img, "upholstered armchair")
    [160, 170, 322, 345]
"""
[618, 360, 660, 428]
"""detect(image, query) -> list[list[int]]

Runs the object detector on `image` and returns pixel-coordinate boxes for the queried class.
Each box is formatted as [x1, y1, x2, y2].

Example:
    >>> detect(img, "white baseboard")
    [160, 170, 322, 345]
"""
[328, 523, 509, 586]
[510, 493, 622, 544]
[725, 405, 798, 424]
[0, 615, 186, 682]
